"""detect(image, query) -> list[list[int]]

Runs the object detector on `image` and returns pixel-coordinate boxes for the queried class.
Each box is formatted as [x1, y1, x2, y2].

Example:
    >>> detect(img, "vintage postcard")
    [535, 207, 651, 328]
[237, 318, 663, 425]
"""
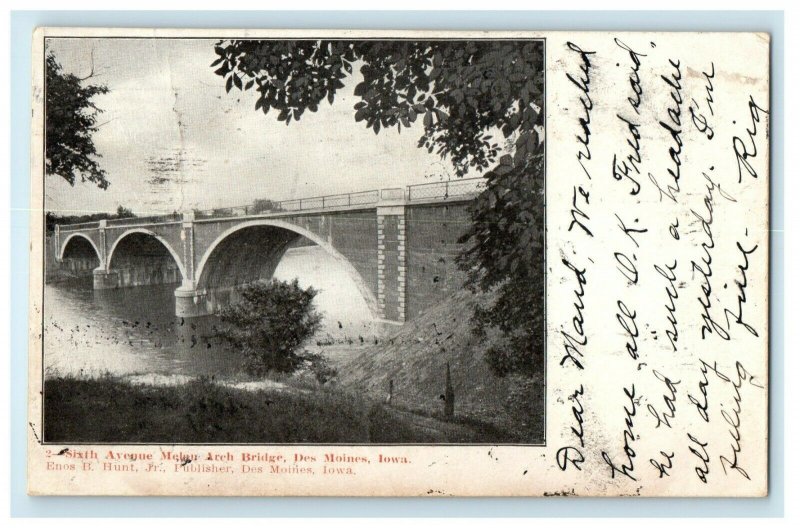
[27, 28, 770, 496]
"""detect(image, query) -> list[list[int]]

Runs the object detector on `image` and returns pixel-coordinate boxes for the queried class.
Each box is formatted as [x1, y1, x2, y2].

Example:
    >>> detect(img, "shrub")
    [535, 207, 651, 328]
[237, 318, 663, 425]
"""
[218, 279, 322, 376]
[302, 351, 338, 384]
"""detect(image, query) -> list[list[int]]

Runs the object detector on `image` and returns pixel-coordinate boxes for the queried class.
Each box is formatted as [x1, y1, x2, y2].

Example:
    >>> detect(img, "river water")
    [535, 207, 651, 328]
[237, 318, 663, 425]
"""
[43, 246, 379, 381]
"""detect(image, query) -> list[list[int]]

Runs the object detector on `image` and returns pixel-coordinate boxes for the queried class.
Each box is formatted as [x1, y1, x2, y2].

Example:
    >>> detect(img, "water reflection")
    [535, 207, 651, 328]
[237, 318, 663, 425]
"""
[44, 246, 379, 380]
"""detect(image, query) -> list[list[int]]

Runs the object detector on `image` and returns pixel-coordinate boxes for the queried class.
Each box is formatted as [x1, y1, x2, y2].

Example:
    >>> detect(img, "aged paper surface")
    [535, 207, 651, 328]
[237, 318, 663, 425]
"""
[27, 28, 769, 496]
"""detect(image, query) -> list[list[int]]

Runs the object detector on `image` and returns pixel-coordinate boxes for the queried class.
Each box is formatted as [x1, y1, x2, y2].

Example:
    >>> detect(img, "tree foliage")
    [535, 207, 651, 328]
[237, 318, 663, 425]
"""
[457, 151, 545, 377]
[211, 40, 545, 377]
[45, 53, 110, 189]
[218, 279, 323, 376]
[45, 206, 136, 234]
[115, 205, 135, 218]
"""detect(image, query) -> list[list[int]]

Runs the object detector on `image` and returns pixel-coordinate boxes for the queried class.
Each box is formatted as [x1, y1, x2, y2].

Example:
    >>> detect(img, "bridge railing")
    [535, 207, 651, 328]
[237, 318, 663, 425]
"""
[58, 221, 101, 232]
[105, 213, 182, 227]
[57, 214, 182, 231]
[407, 177, 486, 201]
[56, 182, 481, 230]
[193, 189, 381, 219]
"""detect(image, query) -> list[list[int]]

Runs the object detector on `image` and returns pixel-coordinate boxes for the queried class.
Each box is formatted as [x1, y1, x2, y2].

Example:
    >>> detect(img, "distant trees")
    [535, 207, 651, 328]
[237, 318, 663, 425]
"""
[45, 52, 110, 189]
[250, 199, 280, 214]
[115, 205, 134, 218]
[218, 279, 332, 380]
[45, 206, 137, 234]
[211, 39, 545, 378]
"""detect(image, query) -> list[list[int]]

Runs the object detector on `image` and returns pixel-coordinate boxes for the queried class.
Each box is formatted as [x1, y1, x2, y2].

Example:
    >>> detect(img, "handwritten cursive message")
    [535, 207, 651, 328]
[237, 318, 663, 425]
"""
[551, 32, 769, 497]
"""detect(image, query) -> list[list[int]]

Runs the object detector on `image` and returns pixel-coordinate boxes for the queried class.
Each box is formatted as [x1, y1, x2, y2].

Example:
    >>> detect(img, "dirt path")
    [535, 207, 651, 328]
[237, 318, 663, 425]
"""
[375, 404, 502, 443]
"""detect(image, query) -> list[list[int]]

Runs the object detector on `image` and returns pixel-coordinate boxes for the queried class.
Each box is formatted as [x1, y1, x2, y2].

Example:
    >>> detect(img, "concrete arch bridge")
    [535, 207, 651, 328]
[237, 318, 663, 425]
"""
[54, 179, 482, 324]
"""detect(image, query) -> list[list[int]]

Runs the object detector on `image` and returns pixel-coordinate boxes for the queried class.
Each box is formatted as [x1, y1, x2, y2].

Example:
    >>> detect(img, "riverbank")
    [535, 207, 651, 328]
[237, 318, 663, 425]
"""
[43, 375, 511, 444]
[328, 288, 545, 444]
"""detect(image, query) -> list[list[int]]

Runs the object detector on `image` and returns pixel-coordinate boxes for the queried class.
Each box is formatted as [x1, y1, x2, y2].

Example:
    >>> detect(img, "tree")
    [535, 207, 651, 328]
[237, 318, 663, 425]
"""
[45, 53, 110, 189]
[457, 152, 544, 377]
[115, 205, 135, 218]
[250, 198, 280, 214]
[211, 40, 545, 377]
[218, 279, 323, 376]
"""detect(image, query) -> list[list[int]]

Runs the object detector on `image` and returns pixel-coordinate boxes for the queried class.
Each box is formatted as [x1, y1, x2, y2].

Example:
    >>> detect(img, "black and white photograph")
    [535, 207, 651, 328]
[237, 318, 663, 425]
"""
[41, 36, 546, 446]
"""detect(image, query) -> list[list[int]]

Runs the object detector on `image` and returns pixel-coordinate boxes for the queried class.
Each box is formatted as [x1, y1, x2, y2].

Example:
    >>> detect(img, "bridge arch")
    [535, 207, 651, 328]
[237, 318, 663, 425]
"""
[194, 219, 379, 317]
[106, 228, 187, 283]
[59, 232, 101, 262]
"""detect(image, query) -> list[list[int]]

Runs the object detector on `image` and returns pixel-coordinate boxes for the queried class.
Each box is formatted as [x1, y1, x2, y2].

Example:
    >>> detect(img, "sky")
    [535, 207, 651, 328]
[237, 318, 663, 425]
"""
[44, 38, 465, 216]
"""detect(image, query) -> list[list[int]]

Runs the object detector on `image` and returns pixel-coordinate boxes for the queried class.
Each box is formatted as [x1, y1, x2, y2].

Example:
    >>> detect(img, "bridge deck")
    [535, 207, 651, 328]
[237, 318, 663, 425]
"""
[57, 178, 484, 232]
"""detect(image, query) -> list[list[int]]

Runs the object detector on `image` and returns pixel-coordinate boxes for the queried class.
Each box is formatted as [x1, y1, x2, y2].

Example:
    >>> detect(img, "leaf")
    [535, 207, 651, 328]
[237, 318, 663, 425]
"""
[233, 74, 243, 90]
[423, 110, 433, 128]
[225, 75, 233, 93]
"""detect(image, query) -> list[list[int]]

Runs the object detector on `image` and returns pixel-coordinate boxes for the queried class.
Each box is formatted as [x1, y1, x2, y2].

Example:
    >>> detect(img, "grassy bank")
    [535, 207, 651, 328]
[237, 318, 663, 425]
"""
[328, 289, 545, 444]
[43, 376, 510, 444]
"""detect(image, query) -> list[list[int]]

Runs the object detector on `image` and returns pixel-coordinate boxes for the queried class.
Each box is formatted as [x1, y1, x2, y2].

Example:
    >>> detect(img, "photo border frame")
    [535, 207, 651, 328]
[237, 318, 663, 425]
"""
[9, 9, 784, 518]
